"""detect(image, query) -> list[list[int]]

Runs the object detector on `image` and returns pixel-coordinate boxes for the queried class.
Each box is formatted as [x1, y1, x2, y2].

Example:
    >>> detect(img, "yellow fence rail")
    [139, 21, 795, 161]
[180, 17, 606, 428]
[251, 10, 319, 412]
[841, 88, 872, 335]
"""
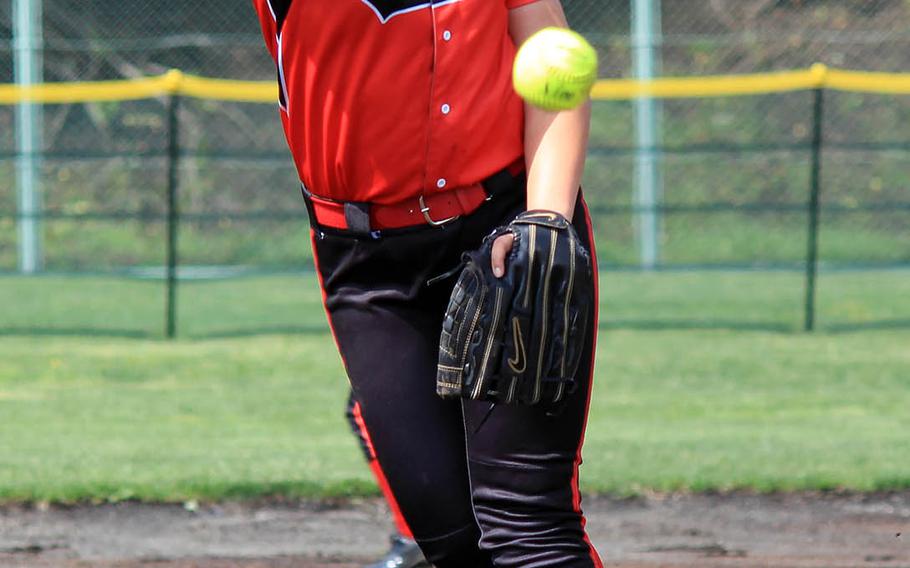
[1, 64, 909, 105]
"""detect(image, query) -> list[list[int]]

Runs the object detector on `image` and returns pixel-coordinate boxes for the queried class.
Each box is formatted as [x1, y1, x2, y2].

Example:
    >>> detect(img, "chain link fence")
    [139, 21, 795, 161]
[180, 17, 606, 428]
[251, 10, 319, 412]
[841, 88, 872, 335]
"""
[1, 0, 908, 337]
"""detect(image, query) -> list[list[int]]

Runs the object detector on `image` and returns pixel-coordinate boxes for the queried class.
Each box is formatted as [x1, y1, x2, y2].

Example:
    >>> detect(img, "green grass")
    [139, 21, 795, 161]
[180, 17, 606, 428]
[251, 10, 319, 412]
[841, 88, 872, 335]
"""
[0, 328, 908, 503]
[0, 335, 371, 502]
[588, 329, 910, 494]
[1, 269, 907, 337]
[0, 271, 908, 503]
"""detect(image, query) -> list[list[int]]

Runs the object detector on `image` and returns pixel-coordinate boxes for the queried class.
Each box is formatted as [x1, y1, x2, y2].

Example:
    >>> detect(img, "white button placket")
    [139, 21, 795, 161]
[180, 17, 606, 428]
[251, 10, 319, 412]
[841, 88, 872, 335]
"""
[427, 10, 454, 192]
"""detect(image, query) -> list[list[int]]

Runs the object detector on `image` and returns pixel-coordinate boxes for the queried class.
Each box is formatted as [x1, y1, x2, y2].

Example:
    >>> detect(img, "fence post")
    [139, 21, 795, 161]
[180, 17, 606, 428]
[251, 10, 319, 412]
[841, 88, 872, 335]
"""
[803, 82, 825, 332]
[165, 91, 181, 339]
[632, 0, 663, 270]
[13, 0, 44, 274]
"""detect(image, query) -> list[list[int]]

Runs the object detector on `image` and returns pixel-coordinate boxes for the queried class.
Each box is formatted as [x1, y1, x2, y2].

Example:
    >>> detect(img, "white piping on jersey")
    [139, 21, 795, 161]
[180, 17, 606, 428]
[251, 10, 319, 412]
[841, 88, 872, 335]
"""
[265, 1, 287, 112]
[360, 0, 462, 24]
[277, 33, 289, 113]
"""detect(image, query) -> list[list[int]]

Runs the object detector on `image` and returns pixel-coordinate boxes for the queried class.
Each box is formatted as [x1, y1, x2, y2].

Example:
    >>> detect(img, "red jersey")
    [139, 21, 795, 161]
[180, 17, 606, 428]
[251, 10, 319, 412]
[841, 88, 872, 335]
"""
[253, 0, 539, 205]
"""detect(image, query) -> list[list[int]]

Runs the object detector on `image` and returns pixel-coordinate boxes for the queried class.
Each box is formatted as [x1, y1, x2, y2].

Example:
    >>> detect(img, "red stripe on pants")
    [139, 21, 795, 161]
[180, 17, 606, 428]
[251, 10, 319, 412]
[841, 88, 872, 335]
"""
[572, 198, 604, 568]
[352, 400, 414, 539]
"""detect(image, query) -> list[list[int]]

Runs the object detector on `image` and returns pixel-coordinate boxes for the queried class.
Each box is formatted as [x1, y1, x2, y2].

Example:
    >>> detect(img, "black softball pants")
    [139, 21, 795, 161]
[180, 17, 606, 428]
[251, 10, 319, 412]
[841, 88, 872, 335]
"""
[310, 180, 602, 568]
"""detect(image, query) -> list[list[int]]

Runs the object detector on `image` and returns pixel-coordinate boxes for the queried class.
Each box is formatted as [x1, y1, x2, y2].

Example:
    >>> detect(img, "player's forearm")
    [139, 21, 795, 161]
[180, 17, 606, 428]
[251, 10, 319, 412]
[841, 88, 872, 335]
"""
[524, 101, 591, 221]
[509, 0, 592, 222]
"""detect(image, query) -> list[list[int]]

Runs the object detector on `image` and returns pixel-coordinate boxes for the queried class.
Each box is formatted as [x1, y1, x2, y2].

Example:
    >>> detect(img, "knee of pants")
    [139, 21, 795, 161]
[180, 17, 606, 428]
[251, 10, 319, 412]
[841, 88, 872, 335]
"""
[415, 522, 493, 568]
[469, 461, 597, 567]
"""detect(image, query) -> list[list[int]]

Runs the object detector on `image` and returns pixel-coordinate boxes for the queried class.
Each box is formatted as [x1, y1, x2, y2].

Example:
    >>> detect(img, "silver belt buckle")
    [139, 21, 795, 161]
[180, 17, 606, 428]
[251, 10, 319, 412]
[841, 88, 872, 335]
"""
[419, 195, 460, 227]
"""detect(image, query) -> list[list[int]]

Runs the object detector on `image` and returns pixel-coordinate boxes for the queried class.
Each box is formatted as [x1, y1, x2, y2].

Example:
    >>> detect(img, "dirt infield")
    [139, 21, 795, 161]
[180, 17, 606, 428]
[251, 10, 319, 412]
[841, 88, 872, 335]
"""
[1, 492, 908, 568]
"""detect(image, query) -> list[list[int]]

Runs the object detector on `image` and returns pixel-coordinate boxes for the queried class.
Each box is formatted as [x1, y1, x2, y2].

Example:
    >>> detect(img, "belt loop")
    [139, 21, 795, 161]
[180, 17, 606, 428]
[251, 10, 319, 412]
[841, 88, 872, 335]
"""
[482, 163, 525, 199]
[344, 202, 373, 236]
[300, 183, 324, 239]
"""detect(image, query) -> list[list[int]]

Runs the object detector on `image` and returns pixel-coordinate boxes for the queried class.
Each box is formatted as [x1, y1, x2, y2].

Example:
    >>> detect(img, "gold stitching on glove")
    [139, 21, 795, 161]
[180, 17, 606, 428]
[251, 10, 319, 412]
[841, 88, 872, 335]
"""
[534, 228, 558, 403]
[555, 234, 577, 402]
[507, 317, 527, 374]
[523, 225, 537, 308]
[472, 287, 505, 400]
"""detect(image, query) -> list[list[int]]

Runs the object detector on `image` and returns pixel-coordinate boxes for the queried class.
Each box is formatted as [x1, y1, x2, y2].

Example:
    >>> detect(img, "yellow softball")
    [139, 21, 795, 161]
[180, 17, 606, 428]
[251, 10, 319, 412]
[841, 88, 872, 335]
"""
[513, 27, 599, 112]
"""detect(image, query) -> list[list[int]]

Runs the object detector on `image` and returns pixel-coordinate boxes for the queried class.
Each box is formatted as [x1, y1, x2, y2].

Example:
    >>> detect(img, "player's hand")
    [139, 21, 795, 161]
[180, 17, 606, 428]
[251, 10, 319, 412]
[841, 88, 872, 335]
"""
[491, 207, 574, 278]
[491, 233, 515, 278]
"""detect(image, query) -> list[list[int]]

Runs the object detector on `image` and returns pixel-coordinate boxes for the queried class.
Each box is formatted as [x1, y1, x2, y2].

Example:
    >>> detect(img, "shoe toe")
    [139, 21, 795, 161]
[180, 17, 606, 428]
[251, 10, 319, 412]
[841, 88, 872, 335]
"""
[364, 537, 427, 568]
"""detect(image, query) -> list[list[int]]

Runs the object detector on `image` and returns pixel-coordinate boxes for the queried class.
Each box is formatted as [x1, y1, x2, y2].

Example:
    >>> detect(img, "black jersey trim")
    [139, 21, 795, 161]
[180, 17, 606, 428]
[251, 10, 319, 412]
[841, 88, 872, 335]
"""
[268, 0, 293, 35]
[360, 0, 462, 24]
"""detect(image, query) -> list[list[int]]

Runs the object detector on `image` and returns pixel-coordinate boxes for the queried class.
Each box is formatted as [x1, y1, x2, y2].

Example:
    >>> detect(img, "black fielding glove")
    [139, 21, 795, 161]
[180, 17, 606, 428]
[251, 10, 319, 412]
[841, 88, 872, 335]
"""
[437, 210, 594, 405]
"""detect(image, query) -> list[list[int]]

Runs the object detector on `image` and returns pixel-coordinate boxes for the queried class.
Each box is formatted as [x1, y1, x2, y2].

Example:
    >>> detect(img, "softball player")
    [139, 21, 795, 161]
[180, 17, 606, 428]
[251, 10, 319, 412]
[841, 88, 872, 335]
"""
[252, 0, 603, 565]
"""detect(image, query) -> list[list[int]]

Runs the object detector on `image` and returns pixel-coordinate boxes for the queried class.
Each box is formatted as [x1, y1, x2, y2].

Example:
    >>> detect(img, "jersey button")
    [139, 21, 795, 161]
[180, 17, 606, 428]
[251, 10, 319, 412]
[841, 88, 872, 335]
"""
[437, 178, 447, 189]
[441, 104, 451, 115]
[443, 30, 452, 41]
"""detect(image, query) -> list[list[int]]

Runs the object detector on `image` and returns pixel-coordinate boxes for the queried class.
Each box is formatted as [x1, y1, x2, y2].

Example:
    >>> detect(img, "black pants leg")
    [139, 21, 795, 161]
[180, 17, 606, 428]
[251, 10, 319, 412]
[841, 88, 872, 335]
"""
[462, 198, 601, 567]
[311, 185, 602, 567]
